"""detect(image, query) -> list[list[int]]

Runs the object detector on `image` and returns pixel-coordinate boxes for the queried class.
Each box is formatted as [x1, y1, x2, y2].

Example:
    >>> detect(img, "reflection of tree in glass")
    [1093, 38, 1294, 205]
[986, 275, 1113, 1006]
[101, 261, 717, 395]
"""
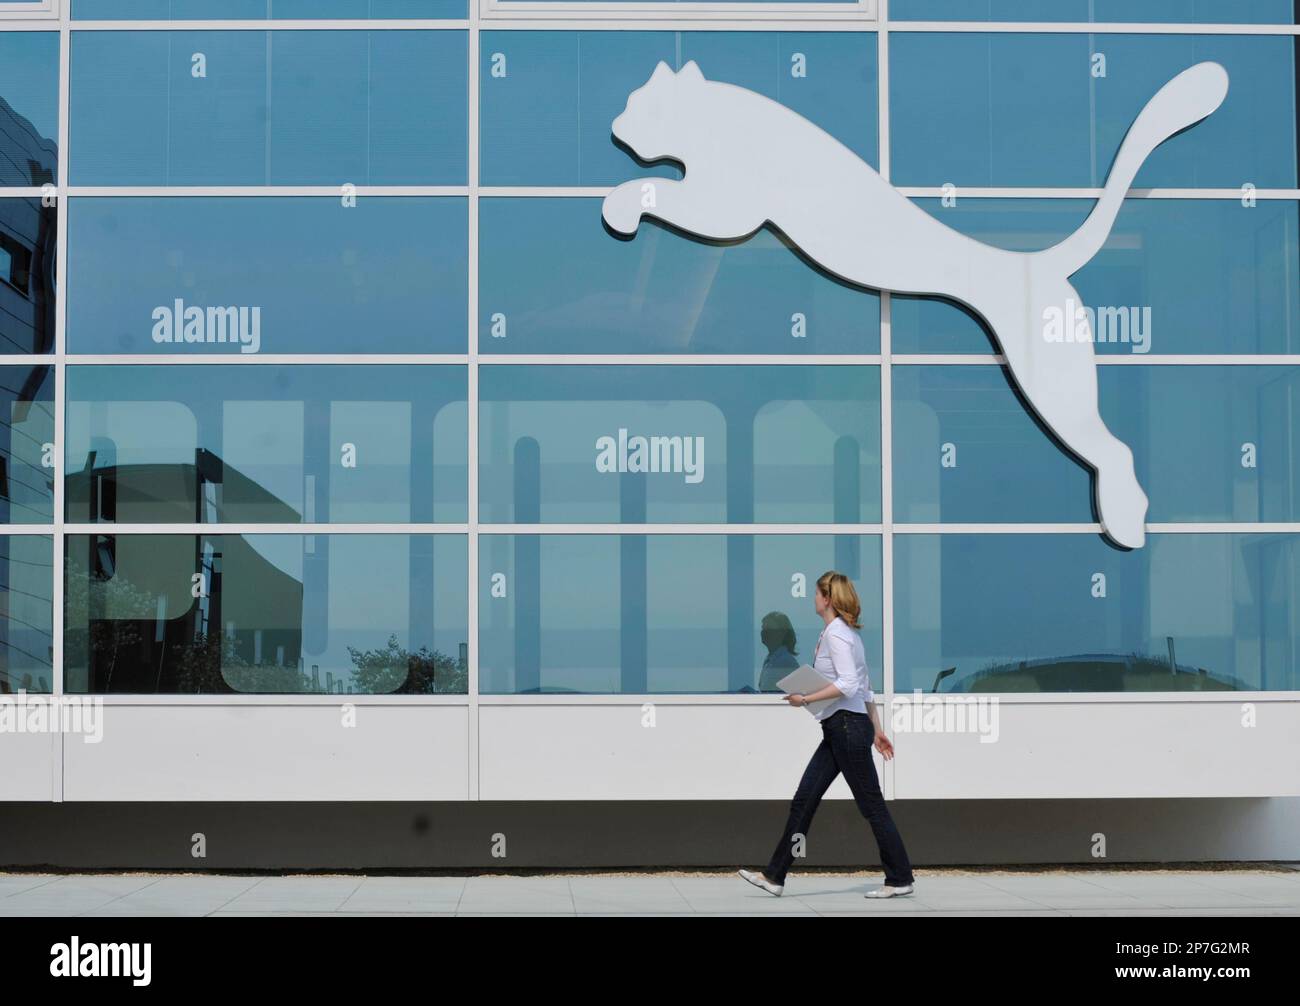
[66, 554, 308, 694]
[178, 634, 311, 694]
[63, 554, 151, 692]
[347, 635, 467, 695]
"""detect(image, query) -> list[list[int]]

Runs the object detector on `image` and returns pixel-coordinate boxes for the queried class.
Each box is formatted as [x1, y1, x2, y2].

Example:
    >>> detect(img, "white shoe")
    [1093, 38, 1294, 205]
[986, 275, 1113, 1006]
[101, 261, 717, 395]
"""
[865, 883, 914, 899]
[738, 868, 783, 897]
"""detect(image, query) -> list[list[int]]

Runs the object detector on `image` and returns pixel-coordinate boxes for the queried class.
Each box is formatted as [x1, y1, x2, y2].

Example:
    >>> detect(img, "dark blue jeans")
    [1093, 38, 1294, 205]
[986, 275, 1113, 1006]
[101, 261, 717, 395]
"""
[764, 709, 914, 887]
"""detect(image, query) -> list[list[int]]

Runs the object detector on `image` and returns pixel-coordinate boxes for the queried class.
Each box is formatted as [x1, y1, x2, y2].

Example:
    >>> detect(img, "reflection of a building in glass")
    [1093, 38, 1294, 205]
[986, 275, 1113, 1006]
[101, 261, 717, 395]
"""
[0, 95, 56, 355]
[0, 98, 57, 692]
[64, 452, 465, 695]
[939, 653, 1249, 693]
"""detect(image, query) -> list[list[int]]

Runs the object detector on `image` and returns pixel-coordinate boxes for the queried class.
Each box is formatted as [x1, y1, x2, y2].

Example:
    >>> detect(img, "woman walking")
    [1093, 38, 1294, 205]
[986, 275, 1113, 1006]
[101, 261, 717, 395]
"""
[739, 571, 915, 899]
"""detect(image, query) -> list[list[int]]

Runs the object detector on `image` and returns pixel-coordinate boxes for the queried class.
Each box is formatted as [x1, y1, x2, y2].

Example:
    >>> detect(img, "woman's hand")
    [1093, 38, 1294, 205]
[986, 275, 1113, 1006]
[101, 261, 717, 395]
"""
[782, 693, 808, 707]
[874, 732, 895, 760]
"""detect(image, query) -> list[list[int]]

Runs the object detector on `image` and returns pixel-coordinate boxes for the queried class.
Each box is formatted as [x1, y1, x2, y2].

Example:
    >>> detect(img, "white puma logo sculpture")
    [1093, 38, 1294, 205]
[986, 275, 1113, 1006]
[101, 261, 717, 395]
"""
[602, 60, 1230, 550]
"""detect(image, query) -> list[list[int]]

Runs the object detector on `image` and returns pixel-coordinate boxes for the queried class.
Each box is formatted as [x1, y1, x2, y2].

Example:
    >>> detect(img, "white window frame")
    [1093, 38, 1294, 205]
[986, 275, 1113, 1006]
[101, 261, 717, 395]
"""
[481, 0, 875, 23]
[0, 0, 59, 20]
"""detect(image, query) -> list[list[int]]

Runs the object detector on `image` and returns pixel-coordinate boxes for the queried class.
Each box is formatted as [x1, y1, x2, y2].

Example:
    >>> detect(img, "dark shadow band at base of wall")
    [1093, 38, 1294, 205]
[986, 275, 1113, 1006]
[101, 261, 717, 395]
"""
[2, 798, 1298, 871]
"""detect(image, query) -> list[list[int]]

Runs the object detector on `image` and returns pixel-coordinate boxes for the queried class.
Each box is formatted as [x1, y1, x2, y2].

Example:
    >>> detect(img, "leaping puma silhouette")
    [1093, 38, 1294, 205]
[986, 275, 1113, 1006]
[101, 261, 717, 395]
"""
[602, 59, 1231, 549]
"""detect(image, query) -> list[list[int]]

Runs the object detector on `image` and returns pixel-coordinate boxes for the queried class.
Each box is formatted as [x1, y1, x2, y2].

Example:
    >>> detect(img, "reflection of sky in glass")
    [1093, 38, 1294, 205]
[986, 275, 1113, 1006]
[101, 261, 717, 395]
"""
[891, 33, 1297, 188]
[0, 32, 58, 144]
[69, 198, 468, 354]
[894, 365, 1300, 524]
[894, 533, 1300, 693]
[70, 30, 467, 185]
[479, 365, 881, 524]
[479, 534, 881, 694]
[481, 200, 880, 355]
[480, 30, 877, 186]
[892, 0, 1295, 23]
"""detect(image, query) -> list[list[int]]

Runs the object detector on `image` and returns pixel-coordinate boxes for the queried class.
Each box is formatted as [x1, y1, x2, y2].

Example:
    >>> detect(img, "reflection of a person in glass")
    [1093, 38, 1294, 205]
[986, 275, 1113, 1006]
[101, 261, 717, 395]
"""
[758, 611, 800, 692]
[739, 571, 915, 899]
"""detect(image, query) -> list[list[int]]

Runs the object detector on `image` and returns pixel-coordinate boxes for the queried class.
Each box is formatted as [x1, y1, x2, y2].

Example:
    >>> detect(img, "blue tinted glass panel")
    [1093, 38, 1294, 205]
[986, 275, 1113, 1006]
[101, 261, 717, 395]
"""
[70, 31, 467, 184]
[67, 197, 468, 354]
[480, 199, 880, 354]
[890, 33, 1297, 188]
[480, 533, 881, 694]
[480, 31, 877, 185]
[896, 365, 1300, 524]
[65, 533, 468, 694]
[892, 1, 1295, 22]
[0, 366, 53, 525]
[73, 1, 467, 16]
[895, 533, 1300, 693]
[1102, 366, 1300, 523]
[891, 199, 1300, 355]
[66, 365, 467, 524]
[480, 365, 881, 524]
[893, 366, 1094, 524]
[0, 535, 52, 694]
[0, 32, 58, 186]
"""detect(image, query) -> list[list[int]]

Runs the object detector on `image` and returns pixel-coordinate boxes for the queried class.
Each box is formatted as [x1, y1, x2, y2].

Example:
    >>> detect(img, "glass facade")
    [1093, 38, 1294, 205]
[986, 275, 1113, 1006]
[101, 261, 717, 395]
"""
[0, 4, 1297, 700]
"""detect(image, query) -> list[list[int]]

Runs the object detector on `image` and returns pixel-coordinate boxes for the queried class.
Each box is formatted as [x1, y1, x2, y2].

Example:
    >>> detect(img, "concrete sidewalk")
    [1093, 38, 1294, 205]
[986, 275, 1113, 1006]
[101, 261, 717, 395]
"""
[2, 867, 1299, 916]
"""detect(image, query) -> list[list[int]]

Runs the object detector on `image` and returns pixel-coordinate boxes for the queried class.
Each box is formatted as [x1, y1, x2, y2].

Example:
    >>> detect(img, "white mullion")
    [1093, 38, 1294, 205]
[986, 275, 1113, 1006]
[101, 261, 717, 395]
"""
[62, 523, 472, 535]
[482, 16, 878, 29]
[893, 356, 1300, 366]
[473, 690, 1300, 704]
[477, 354, 884, 364]
[59, 522, 1300, 535]
[893, 187, 1300, 200]
[53, 354, 472, 364]
[63, 186, 470, 196]
[69, 20, 472, 31]
[72, 688, 1299, 706]
[22, 186, 1300, 199]
[51, 18, 1300, 35]
[890, 21, 1300, 35]
[49, 0, 70, 805]
[29, 354, 1300, 365]
[877, 0, 895, 802]
[467, 15, 482, 803]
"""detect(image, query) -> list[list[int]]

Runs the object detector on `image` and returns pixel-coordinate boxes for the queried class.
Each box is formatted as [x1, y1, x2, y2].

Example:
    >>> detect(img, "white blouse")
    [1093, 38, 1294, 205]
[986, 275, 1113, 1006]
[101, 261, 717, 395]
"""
[809, 616, 872, 722]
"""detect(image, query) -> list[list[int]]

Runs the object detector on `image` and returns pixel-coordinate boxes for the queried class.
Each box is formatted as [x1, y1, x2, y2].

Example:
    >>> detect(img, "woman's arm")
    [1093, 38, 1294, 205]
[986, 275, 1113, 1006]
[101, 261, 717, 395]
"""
[867, 700, 895, 759]
[788, 681, 844, 705]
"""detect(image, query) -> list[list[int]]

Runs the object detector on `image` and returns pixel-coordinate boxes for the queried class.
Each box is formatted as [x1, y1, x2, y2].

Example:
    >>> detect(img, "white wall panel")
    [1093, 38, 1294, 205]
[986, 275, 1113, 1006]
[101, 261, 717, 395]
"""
[62, 705, 470, 801]
[45, 699, 1300, 802]
[478, 703, 882, 801]
[0, 730, 56, 801]
[890, 700, 1300, 799]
